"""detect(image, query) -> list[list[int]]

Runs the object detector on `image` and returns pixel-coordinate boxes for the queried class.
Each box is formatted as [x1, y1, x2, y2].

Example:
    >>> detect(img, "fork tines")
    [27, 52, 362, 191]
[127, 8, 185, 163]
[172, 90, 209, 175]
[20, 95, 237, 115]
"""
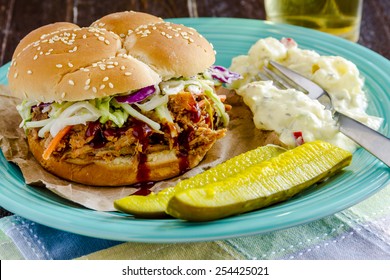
[261, 62, 307, 93]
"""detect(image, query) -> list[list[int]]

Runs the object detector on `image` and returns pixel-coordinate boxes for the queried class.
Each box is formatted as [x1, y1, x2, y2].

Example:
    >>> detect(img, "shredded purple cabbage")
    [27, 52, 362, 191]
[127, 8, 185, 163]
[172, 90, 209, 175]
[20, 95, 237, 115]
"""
[31, 102, 52, 111]
[115, 85, 156, 104]
[209, 65, 242, 84]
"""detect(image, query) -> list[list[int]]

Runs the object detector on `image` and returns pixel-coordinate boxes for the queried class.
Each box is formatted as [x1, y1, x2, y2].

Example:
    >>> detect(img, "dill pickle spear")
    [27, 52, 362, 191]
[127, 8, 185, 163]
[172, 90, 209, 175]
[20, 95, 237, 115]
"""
[166, 141, 352, 222]
[114, 145, 286, 218]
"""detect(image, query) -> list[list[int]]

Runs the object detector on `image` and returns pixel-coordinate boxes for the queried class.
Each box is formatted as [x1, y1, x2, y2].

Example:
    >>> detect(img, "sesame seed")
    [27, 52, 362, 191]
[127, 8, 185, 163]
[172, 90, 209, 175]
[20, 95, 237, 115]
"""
[56, 64, 63, 68]
[14, 72, 18, 78]
[108, 82, 114, 88]
[103, 77, 109, 82]
[85, 79, 91, 85]
[33, 55, 38, 60]
[83, 34, 87, 39]
[92, 87, 97, 93]
[84, 85, 90, 90]
[61, 92, 66, 98]
[119, 33, 125, 38]
[100, 84, 105, 90]
[107, 65, 114, 69]
[68, 62, 74, 67]
[98, 36, 105, 41]
[120, 66, 125, 70]
[68, 80, 75, 86]
[124, 72, 132, 76]
[27, 70, 32, 75]
[104, 40, 110, 45]
[37, 46, 41, 51]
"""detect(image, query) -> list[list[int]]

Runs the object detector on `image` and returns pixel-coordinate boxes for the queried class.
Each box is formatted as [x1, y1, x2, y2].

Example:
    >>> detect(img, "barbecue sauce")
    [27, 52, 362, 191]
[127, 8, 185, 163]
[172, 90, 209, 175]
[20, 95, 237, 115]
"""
[131, 120, 153, 183]
[177, 126, 194, 174]
[132, 181, 154, 196]
[189, 103, 201, 123]
[86, 121, 107, 148]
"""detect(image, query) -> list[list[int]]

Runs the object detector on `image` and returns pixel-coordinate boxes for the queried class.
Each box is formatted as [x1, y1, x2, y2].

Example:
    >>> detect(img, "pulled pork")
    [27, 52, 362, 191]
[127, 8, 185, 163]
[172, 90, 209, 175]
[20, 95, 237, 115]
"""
[29, 92, 228, 165]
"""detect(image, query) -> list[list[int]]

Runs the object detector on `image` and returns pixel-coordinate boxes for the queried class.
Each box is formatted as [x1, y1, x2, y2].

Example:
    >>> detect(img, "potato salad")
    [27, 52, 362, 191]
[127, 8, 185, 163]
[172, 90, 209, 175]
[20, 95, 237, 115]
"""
[230, 37, 383, 152]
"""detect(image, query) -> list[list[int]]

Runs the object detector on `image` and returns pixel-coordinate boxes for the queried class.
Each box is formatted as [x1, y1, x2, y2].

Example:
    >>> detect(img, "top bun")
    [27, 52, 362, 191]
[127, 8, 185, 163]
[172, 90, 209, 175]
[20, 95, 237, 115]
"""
[124, 21, 215, 79]
[8, 11, 216, 102]
[90, 11, 163, 37]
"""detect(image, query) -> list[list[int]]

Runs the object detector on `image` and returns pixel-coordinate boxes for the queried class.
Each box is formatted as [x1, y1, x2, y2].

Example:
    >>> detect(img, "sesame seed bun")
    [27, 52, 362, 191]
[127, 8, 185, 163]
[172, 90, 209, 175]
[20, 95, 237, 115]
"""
[9, 11, 222, 188]
[9, 11, 216, 101]
[125, 21, 215, 79]
[90, 11, 164, 39]
[92, 11, 215, 79]
[8, 24, 161, 102]
[12, 22, 79, 59]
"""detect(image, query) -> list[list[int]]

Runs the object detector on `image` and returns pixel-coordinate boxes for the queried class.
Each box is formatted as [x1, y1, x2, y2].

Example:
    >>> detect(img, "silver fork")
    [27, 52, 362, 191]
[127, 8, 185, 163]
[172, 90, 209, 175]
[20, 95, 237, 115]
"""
[261, 60, 390, 167]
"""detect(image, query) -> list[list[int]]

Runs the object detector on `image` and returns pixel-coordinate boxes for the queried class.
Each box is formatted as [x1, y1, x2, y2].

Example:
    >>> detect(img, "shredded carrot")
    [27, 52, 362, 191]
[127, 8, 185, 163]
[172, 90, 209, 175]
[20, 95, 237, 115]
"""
[42, 126, 72, 160]
[198, 100, 206, 108]
[217, 95, 227, 102]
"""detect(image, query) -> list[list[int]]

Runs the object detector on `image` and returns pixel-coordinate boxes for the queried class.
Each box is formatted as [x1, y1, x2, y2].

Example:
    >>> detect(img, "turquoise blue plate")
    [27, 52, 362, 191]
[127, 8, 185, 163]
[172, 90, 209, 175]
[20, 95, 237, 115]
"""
[0, 18, 389, 242]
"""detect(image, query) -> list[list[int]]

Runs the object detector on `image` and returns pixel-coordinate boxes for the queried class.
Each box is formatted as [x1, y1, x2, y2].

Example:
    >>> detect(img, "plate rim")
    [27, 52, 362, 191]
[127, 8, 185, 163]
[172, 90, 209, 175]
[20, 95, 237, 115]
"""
[0, 18, 389, 242]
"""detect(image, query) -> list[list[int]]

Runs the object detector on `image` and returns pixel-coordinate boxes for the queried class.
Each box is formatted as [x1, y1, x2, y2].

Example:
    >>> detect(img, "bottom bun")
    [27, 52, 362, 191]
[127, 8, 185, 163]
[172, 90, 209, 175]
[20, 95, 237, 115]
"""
[27, 132, 219, 187]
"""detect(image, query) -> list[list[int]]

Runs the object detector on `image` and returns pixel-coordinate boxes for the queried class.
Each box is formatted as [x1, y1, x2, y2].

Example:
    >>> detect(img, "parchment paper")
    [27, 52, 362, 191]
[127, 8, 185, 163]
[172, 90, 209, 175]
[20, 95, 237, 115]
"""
[0, 85, 284, 211]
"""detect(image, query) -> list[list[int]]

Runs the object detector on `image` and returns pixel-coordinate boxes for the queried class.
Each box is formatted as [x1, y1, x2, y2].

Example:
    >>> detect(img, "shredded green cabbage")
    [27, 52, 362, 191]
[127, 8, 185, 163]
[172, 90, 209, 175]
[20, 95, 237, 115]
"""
[155, 103, 174, 124]
[45, 101, 100, 137]
[16, 100, 36, 128]
[96, 97, 128, 127]
[113, 99, 161, 131]
[135, 94, 168, 112]
[200, 81, 229, 127]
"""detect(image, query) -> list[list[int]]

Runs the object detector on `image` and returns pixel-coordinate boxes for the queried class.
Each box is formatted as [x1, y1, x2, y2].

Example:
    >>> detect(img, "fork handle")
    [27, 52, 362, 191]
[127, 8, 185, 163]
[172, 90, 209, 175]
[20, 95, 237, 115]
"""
[337, 112, 390, 167]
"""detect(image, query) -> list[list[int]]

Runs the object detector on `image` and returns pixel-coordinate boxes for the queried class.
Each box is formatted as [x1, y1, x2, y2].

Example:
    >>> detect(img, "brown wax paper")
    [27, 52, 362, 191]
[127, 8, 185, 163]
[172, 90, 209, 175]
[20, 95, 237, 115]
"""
[0, 85, 284, 211]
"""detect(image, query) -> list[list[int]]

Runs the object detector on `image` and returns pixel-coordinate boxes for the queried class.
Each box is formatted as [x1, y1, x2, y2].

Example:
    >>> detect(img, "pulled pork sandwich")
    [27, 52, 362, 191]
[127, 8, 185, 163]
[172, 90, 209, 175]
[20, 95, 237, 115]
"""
[8, 11, 240, 186]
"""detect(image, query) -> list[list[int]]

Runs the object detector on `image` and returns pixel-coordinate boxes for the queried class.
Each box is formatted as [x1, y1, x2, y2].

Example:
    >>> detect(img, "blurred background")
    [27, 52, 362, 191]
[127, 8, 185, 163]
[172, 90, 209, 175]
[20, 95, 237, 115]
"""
[0, 0, 389, 67]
